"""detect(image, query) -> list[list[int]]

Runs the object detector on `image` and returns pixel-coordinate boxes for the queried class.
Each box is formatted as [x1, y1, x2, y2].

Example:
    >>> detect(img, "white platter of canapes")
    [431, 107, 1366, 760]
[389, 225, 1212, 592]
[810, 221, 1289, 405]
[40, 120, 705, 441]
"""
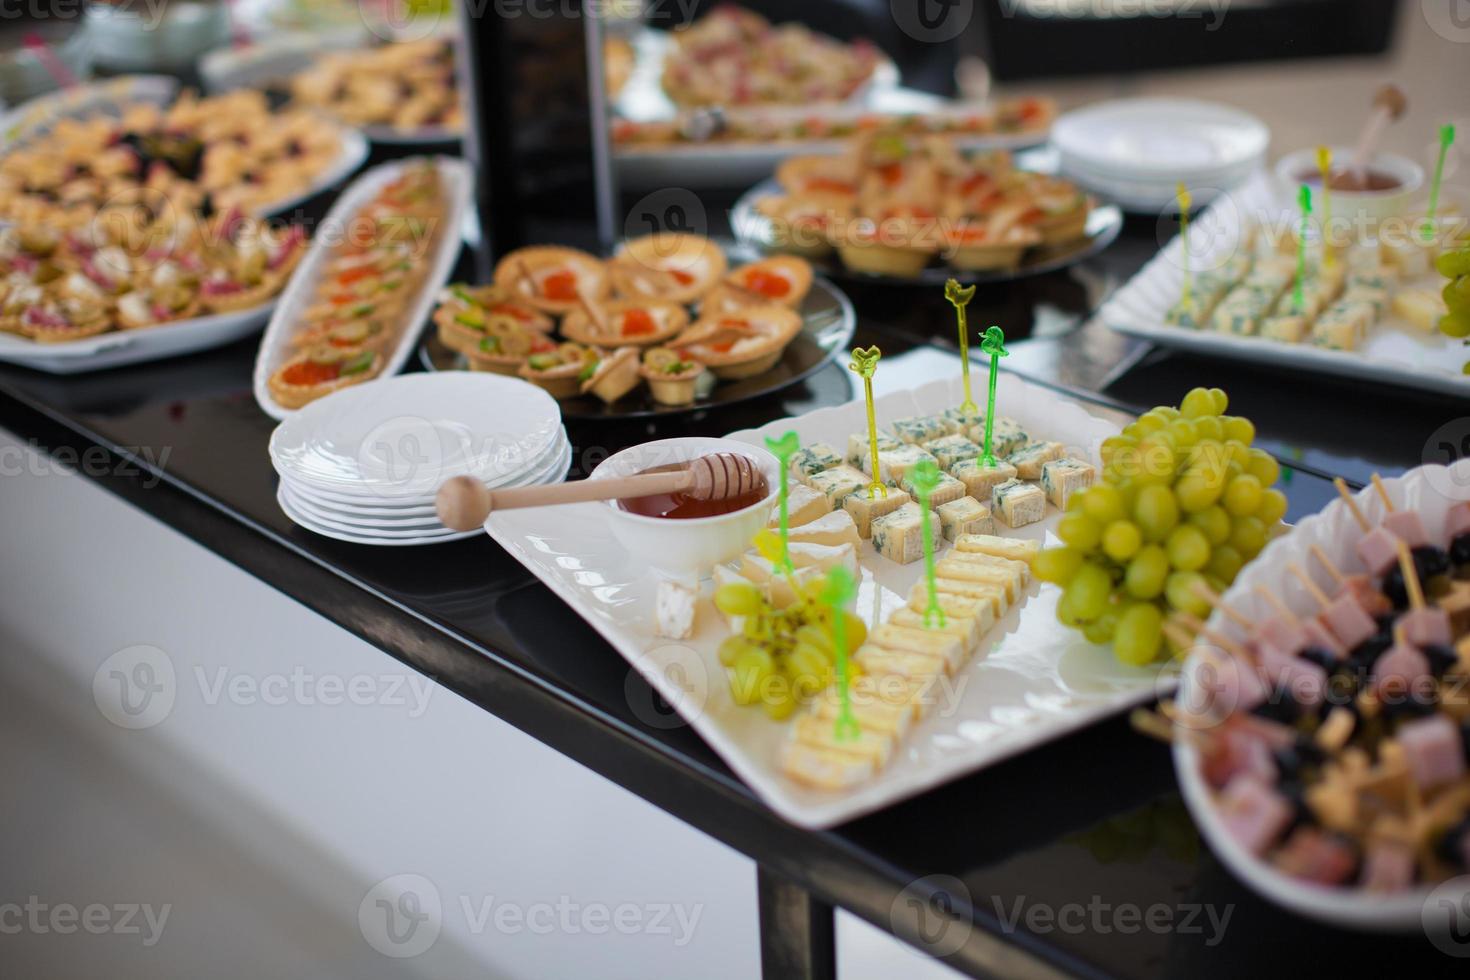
[477, 371, 1178, 828]
[1172, 461, 1470, 930]
[1102, 171, 1469, 396]
[252, 156, 472, 420]
[269, 372, 569, 545]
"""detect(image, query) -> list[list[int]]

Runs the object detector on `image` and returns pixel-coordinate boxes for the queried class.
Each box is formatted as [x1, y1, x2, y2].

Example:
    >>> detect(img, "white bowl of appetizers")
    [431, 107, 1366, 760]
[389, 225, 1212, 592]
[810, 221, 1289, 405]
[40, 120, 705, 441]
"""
[590, 437, 780, 578]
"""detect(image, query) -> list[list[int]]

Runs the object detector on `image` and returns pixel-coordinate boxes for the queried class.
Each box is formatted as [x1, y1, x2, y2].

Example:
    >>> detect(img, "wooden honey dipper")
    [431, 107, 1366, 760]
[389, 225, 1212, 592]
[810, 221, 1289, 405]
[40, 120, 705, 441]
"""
[436, 452, 764, 531]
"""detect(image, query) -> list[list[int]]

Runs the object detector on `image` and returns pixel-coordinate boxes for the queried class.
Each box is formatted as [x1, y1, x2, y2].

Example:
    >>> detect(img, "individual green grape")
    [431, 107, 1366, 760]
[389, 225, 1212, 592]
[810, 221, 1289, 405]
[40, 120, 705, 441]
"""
[1124, 545, 1170, 599]
[1135, 437, 1177, 486]
[1257, 487, 1289, 525]
[1115, 602, 1164, 666]
[1134, 410, 1170, 434]
[1067, 563, 1113, 620]
[843, 612, 867, 651]
[718, 635, 753, 667]
[1168, 418, 1200, 449]
[1434, 247, 1470, 278]
[787, 644, 831, 683]
[794, 625, 833, 658]
[1055, 588, 1086, 628]
[1230, 515, 1267, 557]
[1165, 523, 1211, 572]
[1180, 387, 1216, 419]
[1440, 310, 1470, 338]
[1207, 544, 1244, 583]
[1194, 416, 1225, 442]
[1174, 471, 1221, 513]
[730, 648, 775, 705]
[1442, 276, 1470, 309]
[1033, 546, 1084, 585]
[1165, 571, 1211, 617]
[715, 581, 764, 617]
[1134, 484, 1180, 542]
[1102, 519, 1143, 561]
[1209, 388, 1229, 414]
[1058, 512, 1103, 551]
[1224, 440, 1251, 468]
[1247, 448, 1280, 486]
[1188, 505, 1232, 546]
[761, 673, 798, 720]
[1082, 616, 1115, 645]
[1222, 473, 1264, 517]
[1083, 482, 1125, 526]
[1222, 416, 1255, 445]
[1155, 405, 1182, 420]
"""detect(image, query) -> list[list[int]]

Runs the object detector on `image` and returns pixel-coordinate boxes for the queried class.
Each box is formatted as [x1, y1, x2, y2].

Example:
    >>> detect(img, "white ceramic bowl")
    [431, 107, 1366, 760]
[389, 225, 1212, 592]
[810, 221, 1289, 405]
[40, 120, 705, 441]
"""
[591, 437, 779, 578]
[1274, 146, 1423, 227]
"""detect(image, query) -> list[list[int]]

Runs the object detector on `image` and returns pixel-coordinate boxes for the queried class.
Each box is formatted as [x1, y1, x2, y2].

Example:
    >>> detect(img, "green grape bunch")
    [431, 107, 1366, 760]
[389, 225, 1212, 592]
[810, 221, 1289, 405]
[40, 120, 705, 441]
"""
[1030, 387, 1287, 666]
[1434, 246, 1470, 363]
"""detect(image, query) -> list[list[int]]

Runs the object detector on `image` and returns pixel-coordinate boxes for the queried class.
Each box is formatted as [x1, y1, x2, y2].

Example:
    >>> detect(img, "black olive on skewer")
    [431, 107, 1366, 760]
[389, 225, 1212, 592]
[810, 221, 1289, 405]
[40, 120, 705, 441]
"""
[1423, 644, 1459, 678]
[1251, 684, 1303, 724]
[1450, 532, 1470, 570]
[1299, 647, 1336, 672]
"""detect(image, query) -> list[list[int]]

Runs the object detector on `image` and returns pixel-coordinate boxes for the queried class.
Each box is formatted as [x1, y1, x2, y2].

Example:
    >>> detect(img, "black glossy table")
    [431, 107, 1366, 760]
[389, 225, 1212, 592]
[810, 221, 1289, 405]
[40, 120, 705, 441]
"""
[2, 202, 1464, 979]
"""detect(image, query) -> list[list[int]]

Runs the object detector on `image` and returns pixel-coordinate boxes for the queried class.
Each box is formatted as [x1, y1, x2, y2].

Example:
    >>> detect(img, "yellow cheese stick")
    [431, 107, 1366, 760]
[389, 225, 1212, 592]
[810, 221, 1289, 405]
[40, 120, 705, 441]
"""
[868, 623, 965, 673]
[855, 645, 949, 683]
[778, 741, 875, 790]
[887, 606, 985, 651]
[955, 533, 1040, 564]
[935, 558, 1019, 604]
[906, 581, 1004, 620]
[790, 714, 896, 767]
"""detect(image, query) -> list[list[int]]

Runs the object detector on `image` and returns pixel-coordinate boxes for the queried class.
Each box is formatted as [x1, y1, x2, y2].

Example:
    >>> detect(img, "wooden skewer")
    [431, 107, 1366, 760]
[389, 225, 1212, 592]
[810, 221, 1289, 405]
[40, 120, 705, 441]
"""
[1287, 562, 1334, 610]
[1346, 84, 1407, 183]
[1129, 707, 1178, 745]
[1175, 611, 1253, 662]
[1310, 543, 1347, 587]
[575, 288, 609, 335]
[1188, 579, 1252, 630]
[1334, 477, 1371, 533]
[1393, 622, 1408, 647]
[1254, 584, 1302, 625]
[1395, 540, 1425, 611]
[516, 258, 538, 300]
[1371, 473, 1396, 513]
[434, 452, 764, 531]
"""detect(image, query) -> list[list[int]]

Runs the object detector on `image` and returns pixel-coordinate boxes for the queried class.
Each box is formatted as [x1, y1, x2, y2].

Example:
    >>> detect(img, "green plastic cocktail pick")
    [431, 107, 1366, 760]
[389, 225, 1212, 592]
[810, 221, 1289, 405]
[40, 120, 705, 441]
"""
[763, 430, 800, 575]
[1315, 147, 1334, 269]
[909, 458, 947, 630]
[848, 346, 887, 500]
[1423, 124, 1456, 244]
[1176, 182, 1193, 310]
[944, 278, 979, 413]
[978, 326, 1009, 467]
[1294, 184, 1311, 315]
[821, 565, 860, 742]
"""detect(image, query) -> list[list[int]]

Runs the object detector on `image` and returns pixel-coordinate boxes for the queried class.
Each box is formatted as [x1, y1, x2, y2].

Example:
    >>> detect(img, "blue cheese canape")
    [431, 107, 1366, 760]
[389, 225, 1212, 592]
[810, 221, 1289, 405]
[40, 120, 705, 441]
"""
[871, 501, 925, 564]
[1039, 457, 1095, 510]
[935, 496, 994, 541]
[991, 478, 1047, 527]
[950, 458, 1018, 501]
[843, 487, 912, 538]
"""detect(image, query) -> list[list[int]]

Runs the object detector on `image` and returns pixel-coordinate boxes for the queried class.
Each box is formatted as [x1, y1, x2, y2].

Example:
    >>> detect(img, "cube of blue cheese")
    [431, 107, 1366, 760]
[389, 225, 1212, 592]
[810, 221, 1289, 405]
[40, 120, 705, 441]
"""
[1165, 297, 1208, 330]
[789, 443, 843, 480]
[1211, 291, 1269, 335]
[1392, 287, 1447, 333]
[871, 501, 925, 564]
[1310, 301, 1373, 351]
[843, 487, 912, 538]
[860, 443, 936, 484]
[1259, 313, 1309, 344]
[991, 478, 1046, 528]
[921, 433, 984, 470]
[1347, 264, 1398, 291]
[1342, 284, 1389, 316]
[941, 405, 984, 433]
[804, 464, 869, 508]
[900, 470, 966, 509]
[965, 417, 1028, 458]
[951, 458, 1018, 501]
[936, 496, 994, 541]
[1008, 441, 1064, 480]
[1039, 457, 1095, 510]
[845, 430, 901, 468]
[1380, 236, 1435, 278]
[890, 414, 951, 445]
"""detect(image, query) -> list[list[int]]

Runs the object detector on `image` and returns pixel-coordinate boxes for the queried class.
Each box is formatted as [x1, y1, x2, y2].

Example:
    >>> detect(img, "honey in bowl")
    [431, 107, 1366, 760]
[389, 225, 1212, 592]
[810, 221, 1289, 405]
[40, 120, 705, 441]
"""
[1298, 167, 1402, 193]
[617, 460, 770, 519]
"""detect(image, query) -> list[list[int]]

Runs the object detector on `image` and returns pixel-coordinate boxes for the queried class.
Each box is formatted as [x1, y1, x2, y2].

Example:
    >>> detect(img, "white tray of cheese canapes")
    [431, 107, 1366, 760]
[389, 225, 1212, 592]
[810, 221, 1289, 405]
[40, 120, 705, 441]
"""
[481, 371, 1175, 828]
[1102, 172, 1469, 397]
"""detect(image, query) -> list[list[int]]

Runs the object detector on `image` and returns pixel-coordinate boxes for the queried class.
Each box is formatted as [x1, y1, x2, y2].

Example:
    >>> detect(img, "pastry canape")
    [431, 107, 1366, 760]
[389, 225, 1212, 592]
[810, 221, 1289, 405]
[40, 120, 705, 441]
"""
[493, 245, 610, 316]
[1027, 182, 1093, 247]
[439, 282, 553, 332]
[17, 300, 112, 343]
[674, 304, 802, 379]
[829, 214, 938, 279]
[580, 345, 643, 403]
[434, 286, 558, 358]
[723, 255, 813, 308]
[610, 233, 726, 306]
[291, 317, 393, 353]
[754, 194, 851, 259]
[940, 219, 1041, 272]
[267, 346, 382, 410]
[639, 347, 707, 406]
[115, 283, 200, 330]
[775, 155, 861, 200]
[454, 316, 558, 375]
[516, 342, 597, 398]
[560, 300, 689, 347]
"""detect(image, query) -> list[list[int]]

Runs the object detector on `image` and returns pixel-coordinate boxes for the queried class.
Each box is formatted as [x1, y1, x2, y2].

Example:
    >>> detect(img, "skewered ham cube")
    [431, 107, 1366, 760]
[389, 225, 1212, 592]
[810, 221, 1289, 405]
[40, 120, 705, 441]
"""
[1401, 606, 1451, 648]
[1218, 775, 1293, 855]
[1260, 651, 1328, 710]
[1321, 593, 1378, 649]
[1373, 643, 1432, 697]
[1382, 510, 1428, 548]
[1360, 840, 1415, 893]
[1192, 649, 1269, 722]
[1397, 715, 1466, 790]
[1272, 828, 1357, 886]
[1258, 615, 1309, 656]
[1356, 526, 1402, 575]
[1302, 618, 1345, 659]
[1202, 722, 1279, 789]
[1446, 502, 1470, 540]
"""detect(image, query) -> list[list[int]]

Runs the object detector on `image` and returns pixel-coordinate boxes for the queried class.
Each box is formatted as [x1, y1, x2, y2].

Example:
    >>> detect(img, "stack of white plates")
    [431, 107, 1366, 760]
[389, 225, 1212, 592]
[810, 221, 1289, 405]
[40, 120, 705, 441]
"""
[1052, 97, 1269, 213]
[268, 373, 569, 546]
